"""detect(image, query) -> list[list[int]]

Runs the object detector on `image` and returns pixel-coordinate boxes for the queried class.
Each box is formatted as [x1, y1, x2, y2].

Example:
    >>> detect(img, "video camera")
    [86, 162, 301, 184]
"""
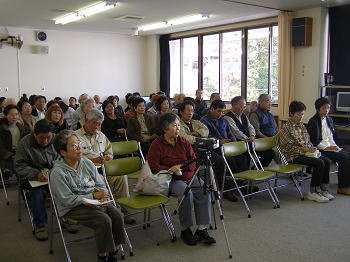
[194, 137, 220, 154]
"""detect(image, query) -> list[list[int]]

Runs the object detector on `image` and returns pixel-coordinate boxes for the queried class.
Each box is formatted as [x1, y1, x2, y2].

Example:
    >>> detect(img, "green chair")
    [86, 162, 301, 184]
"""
[111, 140, 145, 179]
[221, 141, 278, 218]
[104, 158, 176, 242]
[251, 137, 308, 200]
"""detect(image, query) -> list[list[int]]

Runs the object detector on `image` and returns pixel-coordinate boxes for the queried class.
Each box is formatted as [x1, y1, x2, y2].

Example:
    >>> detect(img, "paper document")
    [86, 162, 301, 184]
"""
[82, 198, 113, 206]
[29, 181, 48, 188]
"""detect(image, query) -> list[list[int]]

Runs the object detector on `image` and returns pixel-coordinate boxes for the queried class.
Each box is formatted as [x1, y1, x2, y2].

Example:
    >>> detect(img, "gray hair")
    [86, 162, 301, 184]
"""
[159, 113, 179, 135]
[258, 94, 271, 105]
[54, 130, 77, 155]
[86, 108, 104, 121]
[80, 98, 94, 110]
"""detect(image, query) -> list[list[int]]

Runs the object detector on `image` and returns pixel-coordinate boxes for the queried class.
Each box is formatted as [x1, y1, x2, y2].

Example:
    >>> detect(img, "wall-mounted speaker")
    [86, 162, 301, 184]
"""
[36, 31, 47, 42]
[292, 17, 312, 47]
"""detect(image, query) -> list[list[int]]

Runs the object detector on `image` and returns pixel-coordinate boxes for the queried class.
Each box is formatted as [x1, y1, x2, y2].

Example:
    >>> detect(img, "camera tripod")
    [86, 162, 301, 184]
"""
[173, 150, 233, 259]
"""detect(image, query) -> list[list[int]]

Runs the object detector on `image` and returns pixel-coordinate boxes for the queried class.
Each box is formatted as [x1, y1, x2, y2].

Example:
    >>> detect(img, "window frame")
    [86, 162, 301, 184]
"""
[169, 23, 278, 105]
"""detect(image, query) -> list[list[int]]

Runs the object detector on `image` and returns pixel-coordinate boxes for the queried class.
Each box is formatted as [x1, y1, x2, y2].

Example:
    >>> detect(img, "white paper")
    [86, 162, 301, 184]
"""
[29, 181, 48, 188]
[82, 198, 113, 206]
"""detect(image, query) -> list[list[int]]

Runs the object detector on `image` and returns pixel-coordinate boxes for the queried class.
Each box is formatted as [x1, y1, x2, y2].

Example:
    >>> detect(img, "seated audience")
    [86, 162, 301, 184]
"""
[132, 92, 141, 97]
[94, 95, 102, 111]
[45, 104, 68, 134]
[147, 94, 162, 115]
[124, 93, 133, 112]
[250, 94, 277, 138]
[68, 96, 79, 110]
[107, 95, 123, 118]
[126, 97, 157, 156]
[225, 96, 273, 167]
[200, 100, 248, 202]
[201, 92, 220, 116]
[172, 94, 185, 110]
[76, 109, 134, 224]
[59, 101, 75, 128]
[46, 100, 60, 110]
[101, 100, 126, 142]
[155, 96, 171, 117]
[0, 105, 26, 178]
[0, 96, 6, 116]
[244, 101, 258, 117]
[17, 99, 39, 133]
[124, 96, 136, 120]
[15, 119, 58, 241]
[50, 130, 125, 262]
[194, 89, 207, 119]
[71, 98, 95, 130]
[145, 93, 155, 111]
[307, 97, 350, 195]
[148, 113, 216, 246]
[29, 94, 37, 107]
[31, 95, 46, 119]
[278, 101, 333, 203]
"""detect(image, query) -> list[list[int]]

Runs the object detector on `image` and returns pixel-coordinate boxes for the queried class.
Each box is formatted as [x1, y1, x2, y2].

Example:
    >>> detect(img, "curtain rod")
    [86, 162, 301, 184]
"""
[222, 0, 291, 12]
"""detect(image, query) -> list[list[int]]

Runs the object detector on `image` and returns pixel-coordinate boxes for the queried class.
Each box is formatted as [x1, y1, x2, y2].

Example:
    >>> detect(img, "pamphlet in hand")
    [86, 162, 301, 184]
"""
[29, 181, 48, 188]
[82, 198, 113, 206]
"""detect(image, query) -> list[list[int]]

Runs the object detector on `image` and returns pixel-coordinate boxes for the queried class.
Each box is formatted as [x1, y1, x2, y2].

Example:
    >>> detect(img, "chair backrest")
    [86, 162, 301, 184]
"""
[222, 141, 247, 157]
[253, 137, 276, 151]
[104, 157, 143, 176]
[112, 140, 138, 156]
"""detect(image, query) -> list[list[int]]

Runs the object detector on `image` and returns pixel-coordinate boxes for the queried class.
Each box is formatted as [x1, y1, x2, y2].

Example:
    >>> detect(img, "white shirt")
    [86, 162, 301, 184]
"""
[317, 118, 337, 150]
[225, 112, 256, 141]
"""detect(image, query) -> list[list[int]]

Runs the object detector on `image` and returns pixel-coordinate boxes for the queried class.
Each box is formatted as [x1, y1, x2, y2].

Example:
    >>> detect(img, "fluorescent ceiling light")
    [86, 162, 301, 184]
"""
[138, 14, 209, 31]
[55, 1, 118, 25]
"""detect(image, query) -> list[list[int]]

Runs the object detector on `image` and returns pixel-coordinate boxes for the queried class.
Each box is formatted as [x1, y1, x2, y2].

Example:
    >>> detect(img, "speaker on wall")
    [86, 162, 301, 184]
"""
[292, 17, 312, 47]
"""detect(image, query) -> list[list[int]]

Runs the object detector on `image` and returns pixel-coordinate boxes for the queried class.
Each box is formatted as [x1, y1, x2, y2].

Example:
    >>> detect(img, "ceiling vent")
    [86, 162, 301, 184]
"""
[114, 15, 144, 21]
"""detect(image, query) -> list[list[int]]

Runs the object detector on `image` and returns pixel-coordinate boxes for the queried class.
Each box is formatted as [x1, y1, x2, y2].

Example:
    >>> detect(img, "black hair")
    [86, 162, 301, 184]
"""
[289, 101, 306, 115]
[125, 93, 132, 102]
[183, 97, 195, 105]
[132, 97, 146, 109]
[179, 100, 195, 112]
[315, 97, 330, 111]
[46, 100, 58, 109]
[29, 95, 37, 106]
[115, 95, 119, 102]
[155, 96, 169, 112]
[58, 101, 69, 113]
[102, 100, 114, 113]
[149, 93, 155, 99]
[4, 104, 19, 115]
[54, 97, 62, 101]
[69, 97, 77, 102]
[210, 99, 226, 110]
[34, 119, 53, 135]
[127, 95, 136, 105]
[133, 92, 141, 97]
[159, 113, 178, 135]
[231, 96, 244, 105]
[0, 97, 6, 104]
[35, 95, 46, 103]
[17, 99, 31, 113]
[210, 92, 220, 100]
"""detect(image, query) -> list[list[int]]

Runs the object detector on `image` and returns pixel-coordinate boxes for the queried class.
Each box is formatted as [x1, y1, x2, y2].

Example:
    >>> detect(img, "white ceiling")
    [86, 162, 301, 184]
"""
[0, 0, 349, 36]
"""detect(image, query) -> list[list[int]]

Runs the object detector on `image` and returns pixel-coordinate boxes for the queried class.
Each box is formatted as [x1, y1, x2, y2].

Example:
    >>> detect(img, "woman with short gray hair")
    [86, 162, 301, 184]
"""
[50, 130, 125, 262]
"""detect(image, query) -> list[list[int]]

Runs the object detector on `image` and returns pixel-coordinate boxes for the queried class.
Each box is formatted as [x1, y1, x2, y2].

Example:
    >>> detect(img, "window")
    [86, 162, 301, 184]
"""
[169, 24, 278, 104]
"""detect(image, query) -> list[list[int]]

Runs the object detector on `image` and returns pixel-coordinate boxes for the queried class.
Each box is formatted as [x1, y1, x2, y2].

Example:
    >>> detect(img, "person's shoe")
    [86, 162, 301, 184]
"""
[306, 192, 329, 203]
[97, 255, 108, 262]
[62, 220, 79, 234]
[337, 188, 350, 196]
[222, 192, 238, 202]
[180, 228, 197, 246]
[107, 251, 118, 262]
[124, 215, 136, 225]
[321, 191, 335, 200]
[194, 228, 216, 245]
[34, 227, 49, 241]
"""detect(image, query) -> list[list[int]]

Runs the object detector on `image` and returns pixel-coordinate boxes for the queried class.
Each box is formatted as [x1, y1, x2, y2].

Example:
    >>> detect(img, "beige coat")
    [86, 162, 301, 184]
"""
[179, 119, 209, 144]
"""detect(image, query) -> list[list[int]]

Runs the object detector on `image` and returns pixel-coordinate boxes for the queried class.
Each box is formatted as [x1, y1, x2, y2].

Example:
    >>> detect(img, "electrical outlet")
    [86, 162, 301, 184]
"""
[4, 87, 8, 92]
[41, 86, 45, 91]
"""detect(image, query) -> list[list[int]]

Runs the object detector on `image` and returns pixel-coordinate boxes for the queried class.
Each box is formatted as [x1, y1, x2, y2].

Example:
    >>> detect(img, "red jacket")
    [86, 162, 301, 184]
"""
[147, 135, 196, 181]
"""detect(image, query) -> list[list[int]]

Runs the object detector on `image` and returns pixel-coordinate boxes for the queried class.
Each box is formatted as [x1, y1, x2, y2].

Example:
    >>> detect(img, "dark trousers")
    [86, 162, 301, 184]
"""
[292, 156, 330, 188]
[28, 186, 49, 228]
[257, 149, 274, 167]
[64, 205, 125, 254]
[321, 150, 350, 188]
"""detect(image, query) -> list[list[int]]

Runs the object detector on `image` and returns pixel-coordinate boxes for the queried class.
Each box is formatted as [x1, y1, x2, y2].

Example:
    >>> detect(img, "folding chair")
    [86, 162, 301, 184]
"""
[251, 137, 308, 200]
[0, 168, 9, 205]
[221, 141, 279, 218]
[104, 158, 176, 242]
[48, 170, 133, 261]
[17, 177, 35, 234]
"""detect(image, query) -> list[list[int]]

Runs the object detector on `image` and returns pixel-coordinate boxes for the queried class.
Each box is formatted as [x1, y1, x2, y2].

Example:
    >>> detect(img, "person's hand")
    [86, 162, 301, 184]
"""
[117, 128, 126, 134]
[324, 146, 339, 151]
[104, 156, 113, 161]
[303, 147, 316, 153]
[246, 136, 255, 142]
[37, 172, 48, 182]
[91, 156, 106, 164]
[168, 164, 182, 174]
[190, 131, 201, 137]
[171, 108, 178, 114]
[142, 136, 151, 142]
[220, 139, 231, 145]
[93, 189, 109, 200]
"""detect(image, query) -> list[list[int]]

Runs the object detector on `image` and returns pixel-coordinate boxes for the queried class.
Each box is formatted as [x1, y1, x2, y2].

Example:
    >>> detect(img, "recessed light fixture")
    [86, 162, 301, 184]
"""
[138, 14, 210, 31]
[55, 1, 118, 25]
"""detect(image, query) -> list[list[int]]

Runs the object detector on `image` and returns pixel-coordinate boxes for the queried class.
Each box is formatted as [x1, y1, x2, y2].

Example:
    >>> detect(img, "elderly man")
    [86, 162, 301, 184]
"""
[50, 130, 125, 262]
[71, 98, 95, 130]
[31, 95, 46, 119]
[249, 94, 277, 138]
[15, 119, 58, 241]
[201, 92, 220, 117]
[76, 109, 135, 224]
[194, 90, 207, 119]
[94, 95, 102, 111]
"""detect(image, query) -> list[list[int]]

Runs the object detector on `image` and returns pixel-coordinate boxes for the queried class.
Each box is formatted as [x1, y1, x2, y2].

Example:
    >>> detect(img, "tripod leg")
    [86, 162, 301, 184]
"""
[210, 191, 217, 230]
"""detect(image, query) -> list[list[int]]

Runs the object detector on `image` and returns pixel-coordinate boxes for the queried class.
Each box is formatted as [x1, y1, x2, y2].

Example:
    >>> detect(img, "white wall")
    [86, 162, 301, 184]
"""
[0, 27, 146, 106]
[293, 7, 328, 120]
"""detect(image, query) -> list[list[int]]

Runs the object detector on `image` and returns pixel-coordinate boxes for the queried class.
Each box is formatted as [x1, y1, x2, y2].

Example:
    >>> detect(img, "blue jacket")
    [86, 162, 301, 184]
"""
[251, 108, 277, 137]
[200, 112, 237, 142]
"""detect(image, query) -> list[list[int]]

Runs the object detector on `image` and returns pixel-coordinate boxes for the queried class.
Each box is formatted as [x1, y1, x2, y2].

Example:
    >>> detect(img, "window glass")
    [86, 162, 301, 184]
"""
[169, 39, 180, 98]
[182, 37, 198, 97]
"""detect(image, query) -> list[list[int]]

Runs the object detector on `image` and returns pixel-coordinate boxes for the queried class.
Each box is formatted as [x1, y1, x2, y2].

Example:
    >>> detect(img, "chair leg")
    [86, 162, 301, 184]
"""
[163, 207, 176, 239]
[0, 171, 9, 205]
[268, 181, 280, 208]
[18, 185, 22, 222]
[23, 190, 35, 233]
[290, 173, 304, 200]
[49, 200, 54, 254]
[264, 181, 278, 209]
[123, 228, 133, 256]
[234, 181, 251, 218]
[147, 208, 151, 227]
[143, 209, 147, 229]
[159, 205, 176, 242]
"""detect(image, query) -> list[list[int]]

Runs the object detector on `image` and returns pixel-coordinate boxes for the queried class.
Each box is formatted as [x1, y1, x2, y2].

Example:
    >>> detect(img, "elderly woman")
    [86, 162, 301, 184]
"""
[71, 98, 95, 130]
[0, 105, 26, 178]
[45, 104, 68, 134]
[278, 101, 333, 203]
[17, 99, 39, 133]
[155, 96, 170, 115]
[101, 100, 126, 142]
[126, 97, 157, 156]
[50, 130, 125, 262]
[147, 113, 215, 246]
[307, 97, 350, 196]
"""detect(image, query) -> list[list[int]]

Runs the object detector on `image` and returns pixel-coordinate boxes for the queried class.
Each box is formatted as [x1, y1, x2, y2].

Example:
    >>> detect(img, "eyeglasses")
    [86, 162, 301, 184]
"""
[71, 141, 82, 150]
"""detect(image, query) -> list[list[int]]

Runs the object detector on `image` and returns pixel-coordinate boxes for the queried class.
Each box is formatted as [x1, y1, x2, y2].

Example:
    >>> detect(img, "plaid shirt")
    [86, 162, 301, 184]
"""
[278, 119, 310, 162]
